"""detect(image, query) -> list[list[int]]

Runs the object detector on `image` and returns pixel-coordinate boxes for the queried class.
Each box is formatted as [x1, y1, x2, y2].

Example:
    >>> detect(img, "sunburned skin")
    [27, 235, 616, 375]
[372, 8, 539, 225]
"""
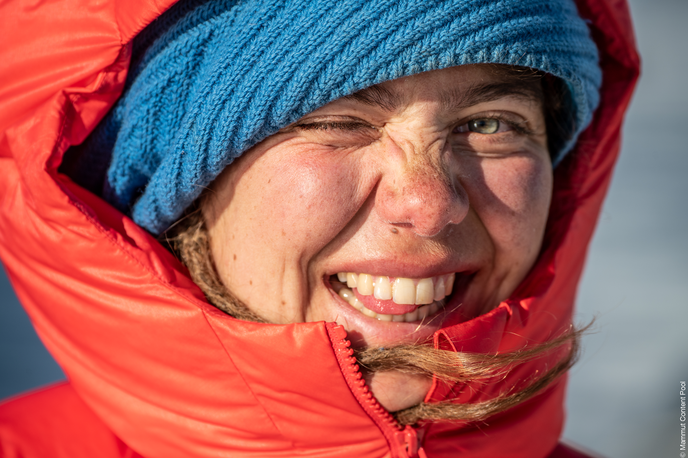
[203, 64, 553, 412]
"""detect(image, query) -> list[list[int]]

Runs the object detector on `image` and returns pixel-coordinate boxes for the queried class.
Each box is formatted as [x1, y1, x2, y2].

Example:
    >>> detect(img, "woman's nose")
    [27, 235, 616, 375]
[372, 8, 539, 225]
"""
[374, 139, 469, 238]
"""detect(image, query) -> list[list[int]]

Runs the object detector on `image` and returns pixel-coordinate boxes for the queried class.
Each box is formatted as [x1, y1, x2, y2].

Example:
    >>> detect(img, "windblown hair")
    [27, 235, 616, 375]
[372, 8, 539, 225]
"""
[163, 210, 586, 426]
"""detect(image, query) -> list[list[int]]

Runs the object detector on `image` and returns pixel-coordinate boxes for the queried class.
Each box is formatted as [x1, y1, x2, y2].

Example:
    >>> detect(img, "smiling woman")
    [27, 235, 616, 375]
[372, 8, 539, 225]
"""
[189, 65, 554, 413]
[0, 0, 640, 457]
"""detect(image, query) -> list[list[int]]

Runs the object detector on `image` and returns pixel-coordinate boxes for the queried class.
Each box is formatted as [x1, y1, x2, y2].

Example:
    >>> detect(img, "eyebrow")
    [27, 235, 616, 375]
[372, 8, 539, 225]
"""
[343, 79, 544, 113]
[343, 85, 402, 111]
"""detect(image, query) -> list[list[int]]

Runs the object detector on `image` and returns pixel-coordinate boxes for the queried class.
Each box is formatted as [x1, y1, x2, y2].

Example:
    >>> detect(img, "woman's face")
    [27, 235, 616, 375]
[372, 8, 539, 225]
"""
[203, 64, 552, 409]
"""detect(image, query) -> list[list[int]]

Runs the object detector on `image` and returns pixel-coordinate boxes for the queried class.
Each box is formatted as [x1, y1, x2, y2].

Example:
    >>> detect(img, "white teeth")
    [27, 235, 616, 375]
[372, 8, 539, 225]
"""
[357, 273, 374, 296]
[374, 276, 392, 300]
[352, 297, 365, 312]
[338, 288, 355, 303]
[347, 273, 358, 288]
[404, 308, 419, 322]
[445, 273, 455, 295]
[415, 278, 434, 305]
[433, 277, 446, 302]
[360, 304, 377, 318]
[335, 286, 444, 322]
[393, 278, 415, 305]
[336, 272, 457, 306]
[417, 304, 431, 321]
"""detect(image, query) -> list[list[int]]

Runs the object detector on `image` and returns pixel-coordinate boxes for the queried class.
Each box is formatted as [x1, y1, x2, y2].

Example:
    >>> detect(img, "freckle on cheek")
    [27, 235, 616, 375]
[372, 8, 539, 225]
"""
[233, 254, 237, 261]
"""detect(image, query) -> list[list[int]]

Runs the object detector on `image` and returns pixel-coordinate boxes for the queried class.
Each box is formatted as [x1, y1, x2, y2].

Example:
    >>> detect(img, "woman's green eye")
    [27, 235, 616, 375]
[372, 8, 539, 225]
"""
[468, 118, 500, 134]
[454, 117, 511, 135]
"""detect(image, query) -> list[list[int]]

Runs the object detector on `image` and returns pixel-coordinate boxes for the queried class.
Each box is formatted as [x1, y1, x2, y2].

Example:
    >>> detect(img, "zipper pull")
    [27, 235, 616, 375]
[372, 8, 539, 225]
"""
[396, 425, 427, 458]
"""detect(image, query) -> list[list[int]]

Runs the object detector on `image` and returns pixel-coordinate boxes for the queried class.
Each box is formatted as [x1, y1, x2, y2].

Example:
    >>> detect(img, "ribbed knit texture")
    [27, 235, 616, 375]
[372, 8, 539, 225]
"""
[74, 0, 602, 235]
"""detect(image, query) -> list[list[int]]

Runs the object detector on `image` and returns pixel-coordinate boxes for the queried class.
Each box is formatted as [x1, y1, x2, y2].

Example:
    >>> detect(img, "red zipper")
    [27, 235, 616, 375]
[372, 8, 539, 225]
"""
[326, 323, 427, 458]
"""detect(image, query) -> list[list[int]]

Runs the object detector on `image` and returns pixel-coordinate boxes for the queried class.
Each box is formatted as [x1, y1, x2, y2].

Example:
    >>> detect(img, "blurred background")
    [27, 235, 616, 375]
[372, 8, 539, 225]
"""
[1, 0, 686, 456]
[561, 0, 688, 456]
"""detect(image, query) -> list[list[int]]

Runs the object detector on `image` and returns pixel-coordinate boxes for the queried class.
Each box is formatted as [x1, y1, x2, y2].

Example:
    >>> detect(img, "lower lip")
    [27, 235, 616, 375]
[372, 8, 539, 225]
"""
[324, 275, 470, 346]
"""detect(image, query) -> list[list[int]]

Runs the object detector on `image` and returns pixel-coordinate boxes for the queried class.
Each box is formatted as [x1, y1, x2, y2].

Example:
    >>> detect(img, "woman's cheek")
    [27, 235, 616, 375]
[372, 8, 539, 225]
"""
[254, 150, 371, 256]
[466, 155, 552, 257]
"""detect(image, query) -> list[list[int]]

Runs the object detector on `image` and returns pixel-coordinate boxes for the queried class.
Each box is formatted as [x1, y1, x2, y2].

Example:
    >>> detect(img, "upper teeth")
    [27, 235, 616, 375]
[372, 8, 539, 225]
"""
[336, 272, 455, 305]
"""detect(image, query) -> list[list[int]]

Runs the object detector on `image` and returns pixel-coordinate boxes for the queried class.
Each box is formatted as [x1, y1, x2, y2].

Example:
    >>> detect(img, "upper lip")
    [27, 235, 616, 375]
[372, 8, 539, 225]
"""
[326, 258, 479, 280]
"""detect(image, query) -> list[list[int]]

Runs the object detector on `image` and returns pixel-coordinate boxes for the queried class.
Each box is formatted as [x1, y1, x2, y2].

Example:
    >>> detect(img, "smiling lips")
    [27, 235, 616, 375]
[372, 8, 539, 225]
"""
[332, 272, 456, 323]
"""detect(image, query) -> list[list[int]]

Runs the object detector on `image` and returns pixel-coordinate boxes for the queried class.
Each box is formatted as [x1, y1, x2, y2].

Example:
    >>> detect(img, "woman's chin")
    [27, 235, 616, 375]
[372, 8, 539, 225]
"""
[364, 370, 432, 412]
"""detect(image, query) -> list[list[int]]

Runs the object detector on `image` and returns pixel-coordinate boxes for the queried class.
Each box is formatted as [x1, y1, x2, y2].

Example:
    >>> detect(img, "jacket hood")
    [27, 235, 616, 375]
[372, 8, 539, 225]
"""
[0, 1, 639, 457]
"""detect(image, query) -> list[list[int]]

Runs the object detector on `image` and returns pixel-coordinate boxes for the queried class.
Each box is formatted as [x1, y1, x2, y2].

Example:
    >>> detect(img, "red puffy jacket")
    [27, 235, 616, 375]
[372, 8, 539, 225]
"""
[0, 0, 639, 456]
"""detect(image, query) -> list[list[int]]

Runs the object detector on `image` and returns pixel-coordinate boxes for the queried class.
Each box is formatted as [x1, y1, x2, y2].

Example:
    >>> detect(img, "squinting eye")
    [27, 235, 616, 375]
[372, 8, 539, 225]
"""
[295, 121, 373, 132]
[468, 118, 500, 134]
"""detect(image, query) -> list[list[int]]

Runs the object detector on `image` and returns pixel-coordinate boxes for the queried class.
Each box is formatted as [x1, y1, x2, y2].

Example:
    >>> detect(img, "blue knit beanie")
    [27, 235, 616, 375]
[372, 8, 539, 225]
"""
[74, 0, 601, 235]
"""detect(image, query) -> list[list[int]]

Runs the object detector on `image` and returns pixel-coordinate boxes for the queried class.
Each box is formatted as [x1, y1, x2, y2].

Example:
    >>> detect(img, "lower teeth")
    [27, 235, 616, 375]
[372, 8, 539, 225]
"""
[336, 284, 442, 322]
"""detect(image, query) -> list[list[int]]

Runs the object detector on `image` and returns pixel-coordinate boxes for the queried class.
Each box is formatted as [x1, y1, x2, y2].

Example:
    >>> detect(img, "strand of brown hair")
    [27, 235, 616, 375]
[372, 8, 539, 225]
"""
[163, 209, 588, 426]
